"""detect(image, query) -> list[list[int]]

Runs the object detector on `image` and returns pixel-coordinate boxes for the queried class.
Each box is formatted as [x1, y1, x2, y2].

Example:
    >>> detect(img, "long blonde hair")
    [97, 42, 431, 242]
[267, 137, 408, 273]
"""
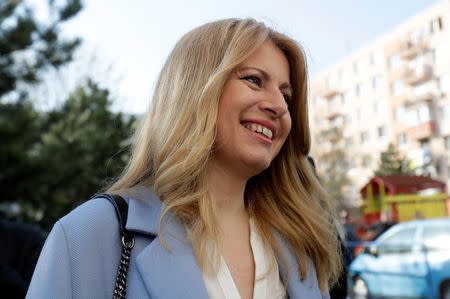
[108, 18, 341, 291]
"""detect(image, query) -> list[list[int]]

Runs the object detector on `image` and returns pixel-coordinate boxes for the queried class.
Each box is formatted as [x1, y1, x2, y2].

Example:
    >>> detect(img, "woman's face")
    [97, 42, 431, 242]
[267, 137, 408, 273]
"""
[212, 40, 292, 179]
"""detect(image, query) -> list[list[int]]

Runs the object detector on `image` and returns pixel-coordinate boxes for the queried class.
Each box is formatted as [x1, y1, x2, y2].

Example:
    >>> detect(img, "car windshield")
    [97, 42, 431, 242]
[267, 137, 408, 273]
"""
[376, 226, 416, 255]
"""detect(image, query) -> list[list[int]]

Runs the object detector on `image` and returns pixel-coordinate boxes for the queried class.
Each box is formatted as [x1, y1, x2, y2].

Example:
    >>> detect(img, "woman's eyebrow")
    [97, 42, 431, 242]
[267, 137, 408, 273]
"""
[239, 66, 292, 93]
[238, 66, 269, 81]
[280, 82, 293, 95]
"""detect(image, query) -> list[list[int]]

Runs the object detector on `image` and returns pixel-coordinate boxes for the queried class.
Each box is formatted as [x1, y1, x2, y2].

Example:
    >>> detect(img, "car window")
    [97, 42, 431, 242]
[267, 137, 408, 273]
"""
[377, 227, 416, 255]
[422, 222, 450, 251]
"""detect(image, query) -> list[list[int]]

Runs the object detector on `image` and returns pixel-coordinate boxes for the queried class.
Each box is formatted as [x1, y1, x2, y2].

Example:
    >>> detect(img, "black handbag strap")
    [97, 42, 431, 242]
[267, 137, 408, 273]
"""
[97, 193, 131, 237]
[96, 193, 135, 299]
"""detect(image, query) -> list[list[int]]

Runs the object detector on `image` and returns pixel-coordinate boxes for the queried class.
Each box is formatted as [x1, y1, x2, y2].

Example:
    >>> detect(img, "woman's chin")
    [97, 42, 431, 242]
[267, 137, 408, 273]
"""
[242, 159, 272, 178]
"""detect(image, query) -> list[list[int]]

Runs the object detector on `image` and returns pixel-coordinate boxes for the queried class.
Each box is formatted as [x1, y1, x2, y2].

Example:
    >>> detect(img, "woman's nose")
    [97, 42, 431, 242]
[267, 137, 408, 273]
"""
[258, 89, 289, 118]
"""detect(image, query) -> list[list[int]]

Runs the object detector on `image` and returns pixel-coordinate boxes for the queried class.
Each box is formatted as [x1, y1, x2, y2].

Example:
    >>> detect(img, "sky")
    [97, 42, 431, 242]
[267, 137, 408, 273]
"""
[55, 0, 442, 114]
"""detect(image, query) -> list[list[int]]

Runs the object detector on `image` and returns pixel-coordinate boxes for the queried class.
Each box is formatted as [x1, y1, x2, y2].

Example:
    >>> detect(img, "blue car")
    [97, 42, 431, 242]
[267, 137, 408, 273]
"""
[348, 218, 450, 299]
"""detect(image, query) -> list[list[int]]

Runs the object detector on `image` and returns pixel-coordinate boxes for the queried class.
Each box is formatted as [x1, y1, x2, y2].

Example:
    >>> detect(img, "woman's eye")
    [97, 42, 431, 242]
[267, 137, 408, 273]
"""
[283, 93, 292, 104]
[242, 75, 262, 87]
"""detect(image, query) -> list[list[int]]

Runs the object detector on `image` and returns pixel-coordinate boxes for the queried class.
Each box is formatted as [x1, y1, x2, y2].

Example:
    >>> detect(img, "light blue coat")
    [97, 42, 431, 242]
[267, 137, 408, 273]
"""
[26, 189, 329, 298]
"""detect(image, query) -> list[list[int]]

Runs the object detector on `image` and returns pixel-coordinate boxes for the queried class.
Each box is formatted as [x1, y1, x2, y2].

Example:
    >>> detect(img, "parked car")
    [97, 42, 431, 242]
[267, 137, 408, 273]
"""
[348, 218, 450, 299]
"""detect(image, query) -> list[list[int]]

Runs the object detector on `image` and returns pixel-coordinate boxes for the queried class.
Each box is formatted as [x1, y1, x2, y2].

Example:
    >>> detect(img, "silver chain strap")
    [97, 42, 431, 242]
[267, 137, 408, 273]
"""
[113, 235, 135, 299]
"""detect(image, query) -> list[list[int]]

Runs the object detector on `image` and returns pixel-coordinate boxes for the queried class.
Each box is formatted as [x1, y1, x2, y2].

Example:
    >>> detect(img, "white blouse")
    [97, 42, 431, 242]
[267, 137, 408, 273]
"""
[201, 219, 287, 299]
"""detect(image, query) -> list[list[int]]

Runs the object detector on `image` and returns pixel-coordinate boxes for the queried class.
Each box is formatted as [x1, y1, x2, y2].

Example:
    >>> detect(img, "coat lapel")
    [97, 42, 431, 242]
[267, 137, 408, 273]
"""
[273, 230, 327, 298]
[124, 190, 210, 299]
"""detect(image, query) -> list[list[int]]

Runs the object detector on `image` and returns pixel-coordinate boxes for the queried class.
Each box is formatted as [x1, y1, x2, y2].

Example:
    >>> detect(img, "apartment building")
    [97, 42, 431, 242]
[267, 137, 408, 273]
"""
[309, 1, 450, 203]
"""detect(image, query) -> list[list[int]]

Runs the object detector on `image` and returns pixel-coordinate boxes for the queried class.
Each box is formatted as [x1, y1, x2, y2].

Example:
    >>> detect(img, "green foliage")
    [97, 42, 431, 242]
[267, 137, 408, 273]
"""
[0, 80, 136, 231]
[316, 127, 351, 204]
[0, 0, 137, 232]
[0, 0, 82, 97]
[375, 143, 415, 176]
[0, 100, 45, 216]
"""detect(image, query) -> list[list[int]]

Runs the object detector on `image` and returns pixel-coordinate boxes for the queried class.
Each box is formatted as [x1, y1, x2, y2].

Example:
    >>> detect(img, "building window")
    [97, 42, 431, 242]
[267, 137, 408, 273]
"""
[342, 90, 350, 104]
[326, 75, 334, 88]
[361, 131, 369, 143]
[395, 105, 405, 121]
[315, 95, 324, 106]
[357, 106, 370, 121]
[372, 75, 382, 89]
[345, 137, 353, 146]
[392, 80, 404, 96]
[431, 17, 443, 34]
[344, 115, 351, 126]
[434, 45, 448, 65]
[398, 133, 407, 145]
[339, 68, 349, 81]
[420, 138, 430, 151]
[375, 99, 387, 116]
[354, 59, 362, 73]
[439, 73, 450, 93]
[378, 125, 387, 137]
[315, 116, 322, 127]
[406, 109, 419, 127]
[356, 83, 366, 97]
[405, 105, 431, 127]
[370, 51, 381, 65]
[418, 105, 431, 123]
[441, 103, 450, 119]
[445, 136, 450, 150]
[328, 95, 339, 108]
[389, 54, 401, 70]
[410, 28, 424, 45]
[338, 69, 343, 81]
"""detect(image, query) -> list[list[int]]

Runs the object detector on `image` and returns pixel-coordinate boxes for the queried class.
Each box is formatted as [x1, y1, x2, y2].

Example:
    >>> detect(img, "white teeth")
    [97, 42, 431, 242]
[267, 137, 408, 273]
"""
[263, 127, 273, 139]
[244, 123, 273, 139]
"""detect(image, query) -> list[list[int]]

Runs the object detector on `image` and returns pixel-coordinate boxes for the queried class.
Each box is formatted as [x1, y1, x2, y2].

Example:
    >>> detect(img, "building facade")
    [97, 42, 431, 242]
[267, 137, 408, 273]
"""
[310, 1, 450, 204]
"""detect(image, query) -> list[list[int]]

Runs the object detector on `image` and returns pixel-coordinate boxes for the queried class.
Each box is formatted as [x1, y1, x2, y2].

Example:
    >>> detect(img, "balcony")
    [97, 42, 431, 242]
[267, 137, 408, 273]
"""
[400, 38, 428, 60]
[403, 64, 433, 85]
[405, 81, 438, 106]
[319, 82, 341, 98]
[405, 91, 434, 107]
[327, 105, 344, 120]
[406, 121, 436, 140]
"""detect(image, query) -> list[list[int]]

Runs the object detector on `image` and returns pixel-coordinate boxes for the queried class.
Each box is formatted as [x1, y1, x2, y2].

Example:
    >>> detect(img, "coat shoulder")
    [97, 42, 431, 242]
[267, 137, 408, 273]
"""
[26, 198, 124, 298]
[58, 197, 119, 239]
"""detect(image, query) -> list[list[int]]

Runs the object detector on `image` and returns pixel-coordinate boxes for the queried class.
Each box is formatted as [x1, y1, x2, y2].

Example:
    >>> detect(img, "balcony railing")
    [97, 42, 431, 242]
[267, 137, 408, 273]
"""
[403, 64, 433, 85]
[406, 121, 436, 140]
[400, 38, 428, 60]
[405, 90, 434, 106]
[327, 105, 344, 119]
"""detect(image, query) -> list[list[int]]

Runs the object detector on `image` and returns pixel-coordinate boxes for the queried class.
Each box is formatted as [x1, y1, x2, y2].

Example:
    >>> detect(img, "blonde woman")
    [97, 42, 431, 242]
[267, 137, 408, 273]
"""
[27, 18, 341, 299]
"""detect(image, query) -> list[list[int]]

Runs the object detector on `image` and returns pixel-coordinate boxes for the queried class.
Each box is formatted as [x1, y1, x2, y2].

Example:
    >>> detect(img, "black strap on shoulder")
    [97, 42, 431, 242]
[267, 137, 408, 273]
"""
[96, 193, 133, 238]
[95, 193, 135, 299]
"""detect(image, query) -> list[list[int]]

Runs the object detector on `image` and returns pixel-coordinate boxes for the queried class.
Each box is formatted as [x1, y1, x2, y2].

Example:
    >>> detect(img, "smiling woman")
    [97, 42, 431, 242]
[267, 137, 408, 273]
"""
[27, 18, 342, 299]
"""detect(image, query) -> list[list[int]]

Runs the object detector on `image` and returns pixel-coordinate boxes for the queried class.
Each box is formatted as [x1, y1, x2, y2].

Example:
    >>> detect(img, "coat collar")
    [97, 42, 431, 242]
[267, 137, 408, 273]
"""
[124, 188, 160, 235]
[122, 187, 326, 298]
